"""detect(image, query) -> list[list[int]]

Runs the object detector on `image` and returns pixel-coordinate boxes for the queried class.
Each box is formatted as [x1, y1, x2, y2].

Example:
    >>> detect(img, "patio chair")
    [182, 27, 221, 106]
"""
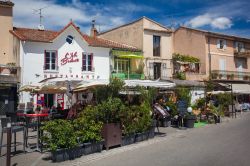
[0, 117, 26, 156]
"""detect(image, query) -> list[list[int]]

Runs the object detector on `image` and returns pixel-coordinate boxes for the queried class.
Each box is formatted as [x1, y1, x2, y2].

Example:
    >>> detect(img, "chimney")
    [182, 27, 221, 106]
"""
[90, 20, 98, 37]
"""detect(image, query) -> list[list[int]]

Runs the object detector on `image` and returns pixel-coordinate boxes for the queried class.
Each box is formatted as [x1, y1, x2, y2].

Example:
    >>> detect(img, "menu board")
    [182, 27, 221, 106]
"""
[177, 100, 188, 115]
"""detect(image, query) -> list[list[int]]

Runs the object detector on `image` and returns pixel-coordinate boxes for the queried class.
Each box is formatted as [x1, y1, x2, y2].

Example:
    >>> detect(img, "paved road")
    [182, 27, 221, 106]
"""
[78, 113, 250, 166]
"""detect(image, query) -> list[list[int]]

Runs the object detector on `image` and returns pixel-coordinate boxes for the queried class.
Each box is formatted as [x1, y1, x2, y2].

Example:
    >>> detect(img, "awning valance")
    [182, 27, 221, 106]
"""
[232, 84, 250, 94]
[112, 50, 143, 59]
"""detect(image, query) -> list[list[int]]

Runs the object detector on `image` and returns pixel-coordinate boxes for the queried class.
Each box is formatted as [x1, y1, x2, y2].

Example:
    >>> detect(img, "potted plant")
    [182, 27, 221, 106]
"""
[73, 106, 104, 155]
[41, 119, 78, 162]
[211, 73, 218, 79]
[218, 74, 223, 79]
[134, 102, 152, 142]
[97, 97, 123, 150]
[230, 73, 234, 80]
[119, 105, 137, 146]
[209, 104, 224, 123]
[183, 112, 196, 128]
[243, 75, 249, 80]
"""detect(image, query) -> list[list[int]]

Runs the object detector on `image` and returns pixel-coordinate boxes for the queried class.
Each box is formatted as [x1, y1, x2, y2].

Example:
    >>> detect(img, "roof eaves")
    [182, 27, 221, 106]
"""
[180, 26, 250, 41]
[98, 17, 144, 35]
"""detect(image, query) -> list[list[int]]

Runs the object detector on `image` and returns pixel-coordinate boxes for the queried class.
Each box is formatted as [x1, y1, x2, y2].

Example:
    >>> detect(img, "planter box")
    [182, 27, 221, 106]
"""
[101, 123, 122, 150]
[122, 134, 136, 146]
[148, 127, 155, 139]
[51, 146, 82, 162]
[135, 132, 149, 142]
[83, 141, 104, 155]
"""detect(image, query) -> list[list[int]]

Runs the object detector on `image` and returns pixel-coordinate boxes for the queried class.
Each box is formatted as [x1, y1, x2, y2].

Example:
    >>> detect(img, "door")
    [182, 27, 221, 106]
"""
[153, 63, 161, 79]
[219, 59, 226, 79]
[236, 58, 244, 80]
[44, 94, 54, 108]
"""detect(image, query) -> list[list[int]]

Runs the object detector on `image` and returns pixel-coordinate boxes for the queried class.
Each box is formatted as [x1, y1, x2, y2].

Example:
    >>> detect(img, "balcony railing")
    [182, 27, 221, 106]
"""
[112, 73, 145, 80]
[211, 70, 250, 81]
[234, 48, 250, 57]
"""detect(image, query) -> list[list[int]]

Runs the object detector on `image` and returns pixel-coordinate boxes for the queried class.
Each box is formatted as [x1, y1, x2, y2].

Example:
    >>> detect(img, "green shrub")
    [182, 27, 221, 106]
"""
[176, 86, 191, 106]
[74, 106, 103, 143]
[175, 72, 186, 80]
[165, 100, 178, 117]
[41, 119, 77, 151]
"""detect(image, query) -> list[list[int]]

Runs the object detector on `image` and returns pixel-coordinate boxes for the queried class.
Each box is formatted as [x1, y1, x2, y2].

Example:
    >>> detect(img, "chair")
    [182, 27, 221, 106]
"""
[0, 117, 26, 156]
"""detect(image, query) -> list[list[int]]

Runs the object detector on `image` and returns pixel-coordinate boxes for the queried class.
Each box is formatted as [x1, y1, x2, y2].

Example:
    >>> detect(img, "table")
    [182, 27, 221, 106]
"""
[16, 113, 49, 152]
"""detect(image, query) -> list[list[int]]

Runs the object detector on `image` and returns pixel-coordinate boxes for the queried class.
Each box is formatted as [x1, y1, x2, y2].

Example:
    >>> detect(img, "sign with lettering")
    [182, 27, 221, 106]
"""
[61, 52, 79, 65]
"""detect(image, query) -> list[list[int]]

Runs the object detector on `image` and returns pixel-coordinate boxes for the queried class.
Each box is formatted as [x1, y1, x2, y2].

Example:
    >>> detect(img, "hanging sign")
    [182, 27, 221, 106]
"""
[61, 52, 79, 65]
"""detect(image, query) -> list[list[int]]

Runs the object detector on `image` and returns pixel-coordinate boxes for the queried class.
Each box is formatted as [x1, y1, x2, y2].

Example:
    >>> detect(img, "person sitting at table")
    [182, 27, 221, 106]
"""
[57, 102, 62, 111]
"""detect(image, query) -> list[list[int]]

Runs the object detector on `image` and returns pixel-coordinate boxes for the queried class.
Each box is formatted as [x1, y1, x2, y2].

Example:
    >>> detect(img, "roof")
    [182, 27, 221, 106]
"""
[10, 21, 140, 51]
[171, 79, 205, 87]
[99, 16, 172, 35]
[0, 0, 14, 7]
[177, 26, 250, 42]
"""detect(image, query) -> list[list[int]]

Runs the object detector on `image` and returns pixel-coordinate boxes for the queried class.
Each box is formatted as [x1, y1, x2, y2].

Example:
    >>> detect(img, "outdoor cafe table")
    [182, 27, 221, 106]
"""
[16, 113, 49, 152]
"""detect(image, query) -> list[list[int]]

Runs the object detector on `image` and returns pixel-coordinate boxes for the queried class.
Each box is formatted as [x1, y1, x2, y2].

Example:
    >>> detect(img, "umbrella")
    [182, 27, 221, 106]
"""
[18, 84, 40, 92]
[73, 80, 109, 92]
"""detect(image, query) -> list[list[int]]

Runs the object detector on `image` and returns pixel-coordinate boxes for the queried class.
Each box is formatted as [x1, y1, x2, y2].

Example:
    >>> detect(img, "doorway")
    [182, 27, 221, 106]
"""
[44, 94, 54, 108]
[153, 63, 161, 79]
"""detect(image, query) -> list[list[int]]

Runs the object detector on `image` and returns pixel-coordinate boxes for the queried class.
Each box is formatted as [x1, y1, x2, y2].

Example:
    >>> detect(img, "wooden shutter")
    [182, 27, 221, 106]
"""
[56, 50, 58, 70]
[223, 40, 227, 49]
[90, 53, 94, 71]
[44, 50, 46, 70]
[82, 53, 86, 71]
[217, 39, 220, 48]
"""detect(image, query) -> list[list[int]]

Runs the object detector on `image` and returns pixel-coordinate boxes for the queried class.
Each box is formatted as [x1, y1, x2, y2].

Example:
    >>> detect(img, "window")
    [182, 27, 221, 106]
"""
[82, 53, 93, 71]
[235, 42, 245, 52]
[44, 50, 57, 70]
[217, 39, 226, 49]
[153, 35, 161, 56]
[114, 58, 129, 73]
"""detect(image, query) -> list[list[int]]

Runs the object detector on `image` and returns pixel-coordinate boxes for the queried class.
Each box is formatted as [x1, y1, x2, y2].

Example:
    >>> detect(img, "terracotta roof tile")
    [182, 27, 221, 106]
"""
[10, 22, 140, 51]
[11, 27, 58, 43]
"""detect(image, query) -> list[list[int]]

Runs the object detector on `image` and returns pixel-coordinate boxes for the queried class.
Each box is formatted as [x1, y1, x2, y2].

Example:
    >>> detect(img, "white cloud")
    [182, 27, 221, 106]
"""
[12, 0, 157, 34]
[211, 17, 232, 29]
[186, 13, 232, 29]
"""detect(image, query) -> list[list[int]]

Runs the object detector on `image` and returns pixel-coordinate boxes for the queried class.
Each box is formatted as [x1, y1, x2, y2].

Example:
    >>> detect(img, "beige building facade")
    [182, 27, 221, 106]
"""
[99, 17, 173, 80]
[174, 26, 250, 81]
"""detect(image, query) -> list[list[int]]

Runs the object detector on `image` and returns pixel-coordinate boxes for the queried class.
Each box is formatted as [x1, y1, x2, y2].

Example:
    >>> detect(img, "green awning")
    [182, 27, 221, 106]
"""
[112, 50, 143, 59]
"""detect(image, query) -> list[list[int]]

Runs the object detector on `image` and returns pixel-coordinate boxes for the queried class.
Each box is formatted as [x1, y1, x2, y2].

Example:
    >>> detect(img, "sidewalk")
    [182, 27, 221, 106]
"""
[0, 112, 248, 166]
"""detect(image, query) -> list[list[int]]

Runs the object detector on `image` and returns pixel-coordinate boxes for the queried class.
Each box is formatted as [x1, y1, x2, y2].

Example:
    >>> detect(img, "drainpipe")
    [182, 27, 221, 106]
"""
[207, 33, 212, 80]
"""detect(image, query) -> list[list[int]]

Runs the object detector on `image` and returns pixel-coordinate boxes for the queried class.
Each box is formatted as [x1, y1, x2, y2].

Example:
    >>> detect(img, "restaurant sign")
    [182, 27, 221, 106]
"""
[61, 52, 79, 65]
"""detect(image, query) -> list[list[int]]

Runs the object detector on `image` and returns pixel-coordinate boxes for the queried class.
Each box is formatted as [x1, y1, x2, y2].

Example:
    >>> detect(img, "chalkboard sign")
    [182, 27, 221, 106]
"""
[177, 100, 188, 115]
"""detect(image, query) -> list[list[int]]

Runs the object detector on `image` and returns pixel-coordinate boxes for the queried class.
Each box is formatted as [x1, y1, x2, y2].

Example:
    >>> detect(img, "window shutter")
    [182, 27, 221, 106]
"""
[44, 50, 46, 70]
[217, 39, 220, 48]
[82, 53, 86, 71]
[90, 53, 94, 71]
[56, 50, 58, 70]
[223, 40, 227, 49]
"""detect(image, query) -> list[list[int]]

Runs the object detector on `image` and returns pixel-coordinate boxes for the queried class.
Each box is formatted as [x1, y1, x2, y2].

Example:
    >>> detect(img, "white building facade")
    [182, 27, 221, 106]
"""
[11, 22, 140, 109]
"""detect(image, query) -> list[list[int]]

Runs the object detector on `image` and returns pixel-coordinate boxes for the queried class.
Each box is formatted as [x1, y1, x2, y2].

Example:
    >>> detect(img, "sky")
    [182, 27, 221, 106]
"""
[12, 0, 250, 38]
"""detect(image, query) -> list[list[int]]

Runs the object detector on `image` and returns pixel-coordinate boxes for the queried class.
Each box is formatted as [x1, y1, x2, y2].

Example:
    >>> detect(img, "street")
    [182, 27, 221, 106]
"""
[72, 112, 250, 166]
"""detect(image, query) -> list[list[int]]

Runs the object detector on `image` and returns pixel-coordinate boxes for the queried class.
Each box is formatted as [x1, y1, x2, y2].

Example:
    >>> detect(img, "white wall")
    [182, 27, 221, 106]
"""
[20, 25, 110, 105]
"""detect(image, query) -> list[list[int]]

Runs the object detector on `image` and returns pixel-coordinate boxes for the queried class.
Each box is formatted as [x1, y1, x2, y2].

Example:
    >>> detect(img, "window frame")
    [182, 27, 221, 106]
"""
[82, 53, 94, 72]
[44, 50, 58, 71]
[153, 35, 161, 57]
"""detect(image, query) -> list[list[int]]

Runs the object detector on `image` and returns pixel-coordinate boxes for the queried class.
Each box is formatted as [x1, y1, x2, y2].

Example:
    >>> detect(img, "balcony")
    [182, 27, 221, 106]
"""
[234, 48, 250, 57]
[112, 73, 145, 80]
[211, 70, 250, 81]
[0, 65, 20, 83]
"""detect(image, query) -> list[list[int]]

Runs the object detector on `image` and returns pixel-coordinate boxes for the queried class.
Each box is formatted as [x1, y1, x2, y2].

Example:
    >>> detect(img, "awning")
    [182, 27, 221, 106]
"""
[232, 84, 250, 94]
[73, 79, 109, 92]
[124, 79, 175, 89]
[112, 50, 143, 59]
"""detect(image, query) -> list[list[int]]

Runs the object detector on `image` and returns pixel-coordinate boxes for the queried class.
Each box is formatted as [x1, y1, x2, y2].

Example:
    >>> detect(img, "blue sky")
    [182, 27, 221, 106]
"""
[12, 0, 250, 38]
